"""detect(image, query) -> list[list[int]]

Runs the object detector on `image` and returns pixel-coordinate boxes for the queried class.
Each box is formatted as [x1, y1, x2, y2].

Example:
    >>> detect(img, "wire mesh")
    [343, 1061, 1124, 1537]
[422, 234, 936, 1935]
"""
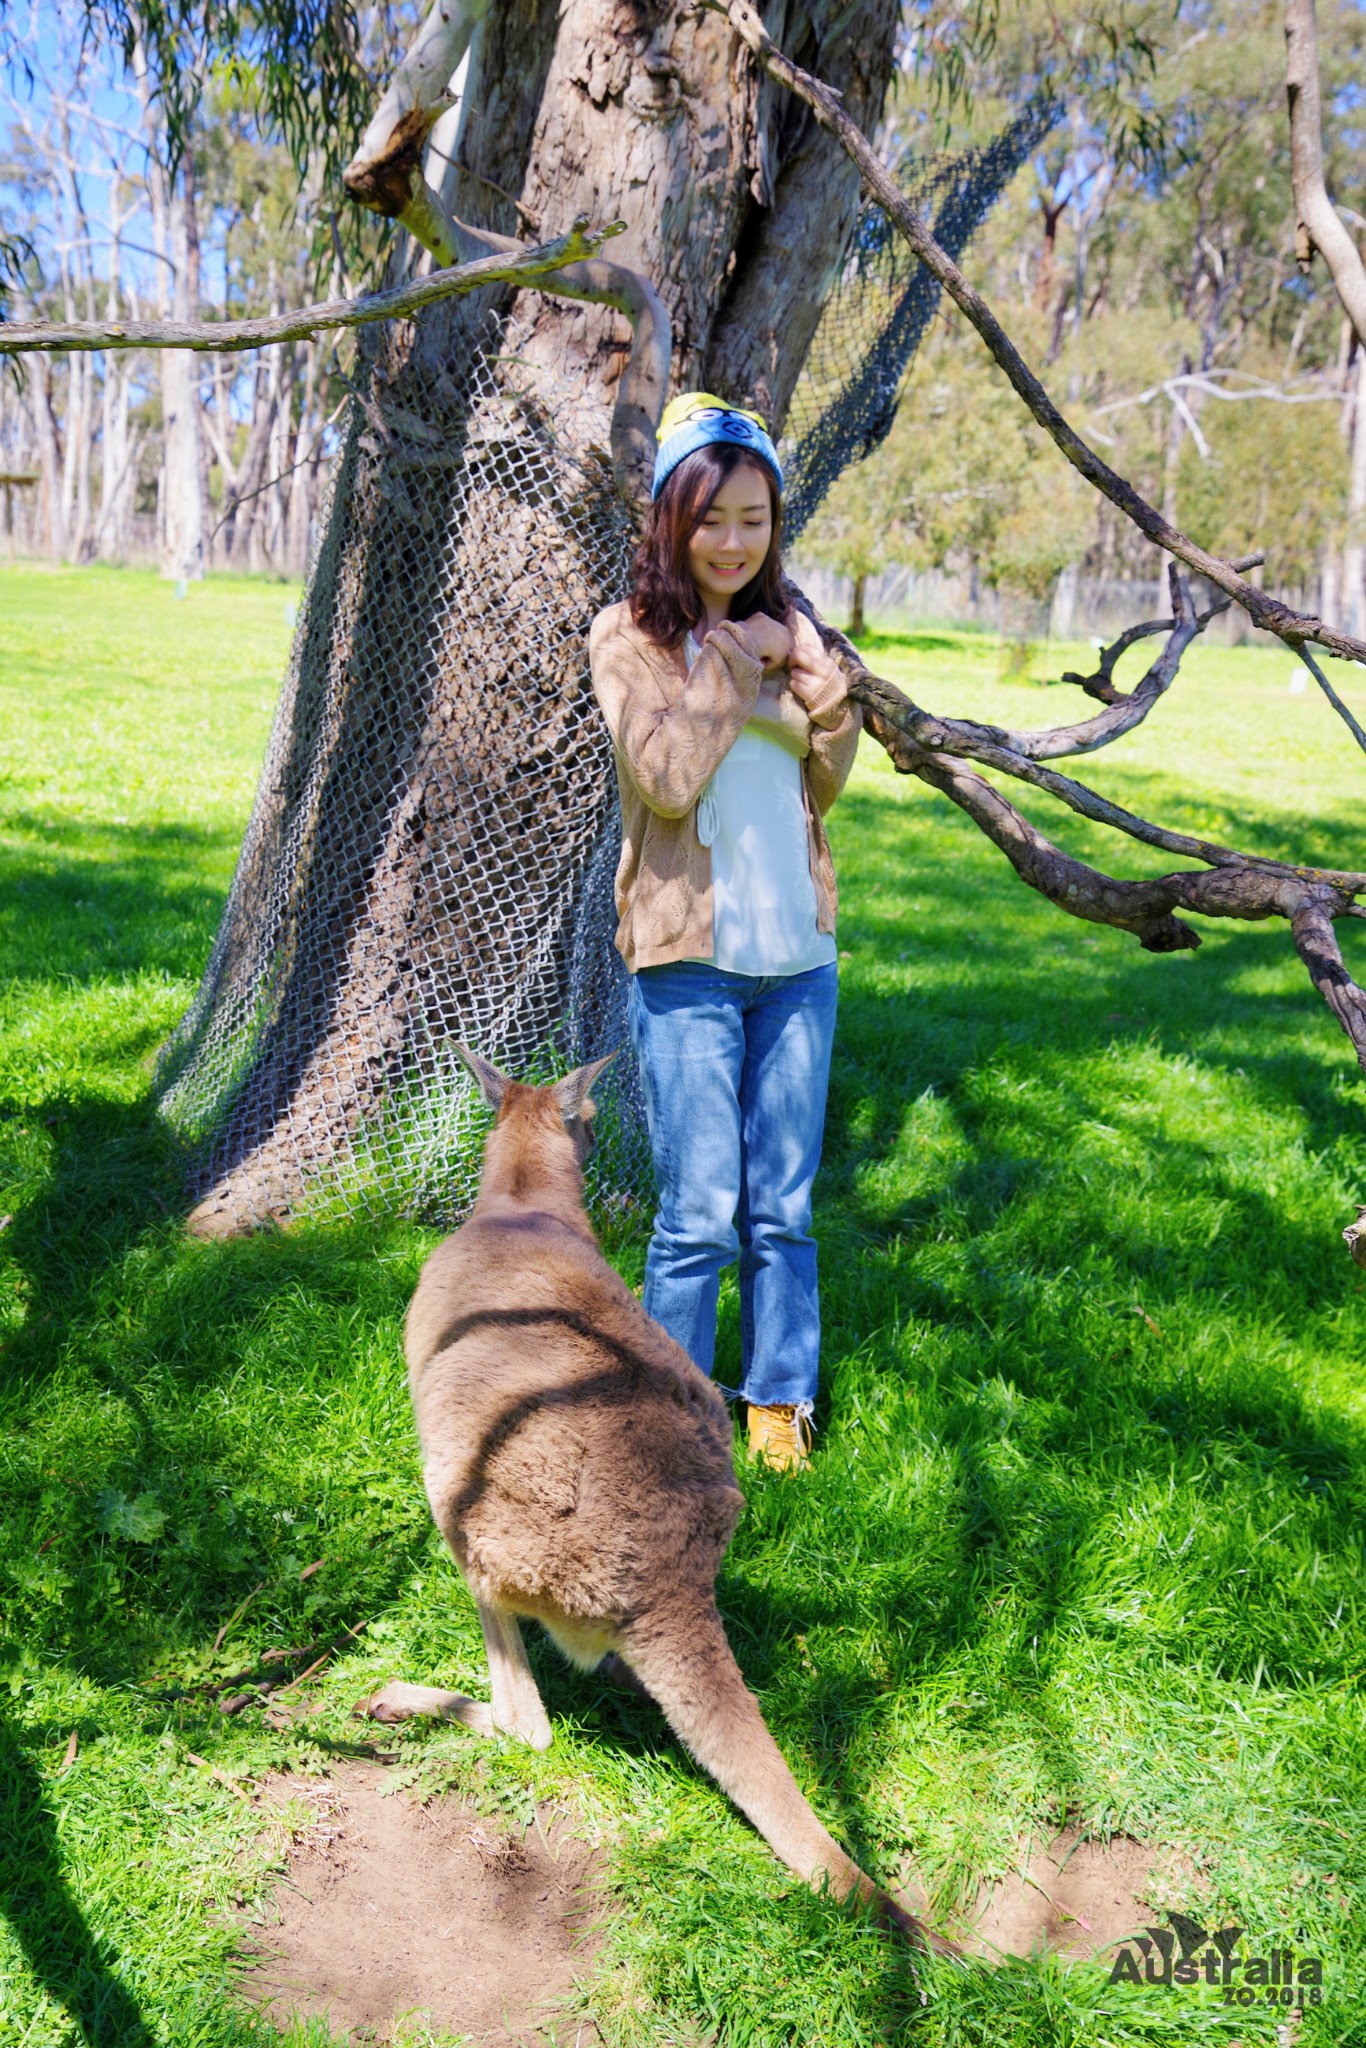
[156, 109, 1053, 1233]
[781, 96, 1057, 541]
[157, 315, 644, 1232]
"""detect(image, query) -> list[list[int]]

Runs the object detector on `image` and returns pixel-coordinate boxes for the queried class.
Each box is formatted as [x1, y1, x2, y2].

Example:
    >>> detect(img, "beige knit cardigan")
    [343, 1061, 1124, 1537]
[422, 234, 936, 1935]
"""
[587, 601, 862, 973]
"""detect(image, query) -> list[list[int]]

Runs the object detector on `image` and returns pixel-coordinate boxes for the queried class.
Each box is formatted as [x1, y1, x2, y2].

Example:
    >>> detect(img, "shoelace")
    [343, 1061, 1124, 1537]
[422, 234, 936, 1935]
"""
[761, 1403, 815, 1455]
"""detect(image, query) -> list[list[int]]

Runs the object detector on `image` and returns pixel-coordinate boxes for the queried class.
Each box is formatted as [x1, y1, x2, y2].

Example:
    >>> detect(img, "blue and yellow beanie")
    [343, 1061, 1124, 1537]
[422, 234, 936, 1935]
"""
[651, 391, 784, 502]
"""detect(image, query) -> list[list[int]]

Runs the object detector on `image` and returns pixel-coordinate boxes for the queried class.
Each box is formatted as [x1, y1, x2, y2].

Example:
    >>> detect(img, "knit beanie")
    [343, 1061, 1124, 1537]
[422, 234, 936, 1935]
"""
[651, 391, 784, 502]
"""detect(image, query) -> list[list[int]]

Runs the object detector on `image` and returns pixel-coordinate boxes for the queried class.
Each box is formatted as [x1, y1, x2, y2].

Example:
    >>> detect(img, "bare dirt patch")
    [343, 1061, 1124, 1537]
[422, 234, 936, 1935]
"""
[967, 1826, 1196, 1967]
[236, 1763, 603, 2045]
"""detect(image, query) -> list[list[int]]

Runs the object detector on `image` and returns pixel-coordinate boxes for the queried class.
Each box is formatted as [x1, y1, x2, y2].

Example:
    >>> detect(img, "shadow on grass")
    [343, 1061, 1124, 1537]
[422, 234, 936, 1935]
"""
[854, 629, 992, 658]
[0, 1711, 156, 2047]
[0, 1073, 429, 1700]
[0, 816, 240, 987]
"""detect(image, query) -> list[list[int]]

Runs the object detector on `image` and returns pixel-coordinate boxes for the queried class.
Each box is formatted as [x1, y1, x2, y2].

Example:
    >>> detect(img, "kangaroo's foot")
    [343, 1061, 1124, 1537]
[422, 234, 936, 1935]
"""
[873, 1888, 965, 1958]
[354, 1682, 496, 1735]
[479, 1601, 554, 1751]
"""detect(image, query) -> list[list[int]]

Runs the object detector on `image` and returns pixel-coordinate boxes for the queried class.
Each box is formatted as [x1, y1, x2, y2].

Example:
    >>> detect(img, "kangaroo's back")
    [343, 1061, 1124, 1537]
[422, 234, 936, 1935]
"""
[405, 1069, 741, 1623]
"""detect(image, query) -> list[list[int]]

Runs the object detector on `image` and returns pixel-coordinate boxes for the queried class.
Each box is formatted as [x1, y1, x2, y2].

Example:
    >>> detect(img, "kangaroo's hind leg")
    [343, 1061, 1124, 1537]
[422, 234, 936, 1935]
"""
[480, 1601, 554, 1751]
[356, 1606, 553, 1749]
[357, 1682, 496, 1734]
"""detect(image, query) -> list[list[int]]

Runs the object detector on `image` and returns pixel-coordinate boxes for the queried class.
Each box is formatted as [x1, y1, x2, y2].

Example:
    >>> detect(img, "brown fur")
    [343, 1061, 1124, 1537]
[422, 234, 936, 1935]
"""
[359, 1051, 953, 1953]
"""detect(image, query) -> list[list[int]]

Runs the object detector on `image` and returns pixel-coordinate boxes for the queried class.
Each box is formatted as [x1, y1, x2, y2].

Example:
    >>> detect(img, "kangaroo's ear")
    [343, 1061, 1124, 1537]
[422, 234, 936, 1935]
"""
[552, 1049, 618, 1124]
[455, 1043, 513, 1110]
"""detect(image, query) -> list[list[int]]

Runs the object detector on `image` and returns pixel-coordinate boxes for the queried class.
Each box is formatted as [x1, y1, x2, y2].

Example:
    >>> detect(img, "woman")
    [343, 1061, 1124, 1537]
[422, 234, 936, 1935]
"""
[589, 393, 861, 1470]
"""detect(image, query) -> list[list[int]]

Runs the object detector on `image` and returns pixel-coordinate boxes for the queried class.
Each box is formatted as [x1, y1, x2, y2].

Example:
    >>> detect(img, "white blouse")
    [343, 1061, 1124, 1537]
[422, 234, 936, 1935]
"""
[685, 629, 838, 977]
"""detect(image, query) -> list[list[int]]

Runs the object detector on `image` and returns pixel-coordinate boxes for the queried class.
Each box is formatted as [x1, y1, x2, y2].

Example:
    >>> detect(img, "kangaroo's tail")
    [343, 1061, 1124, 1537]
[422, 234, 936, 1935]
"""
[620, 1600, 957, 1955]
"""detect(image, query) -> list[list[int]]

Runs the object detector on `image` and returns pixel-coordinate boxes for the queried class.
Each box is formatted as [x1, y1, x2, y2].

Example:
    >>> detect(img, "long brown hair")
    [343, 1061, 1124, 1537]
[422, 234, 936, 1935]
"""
[629, 443, 785, 647]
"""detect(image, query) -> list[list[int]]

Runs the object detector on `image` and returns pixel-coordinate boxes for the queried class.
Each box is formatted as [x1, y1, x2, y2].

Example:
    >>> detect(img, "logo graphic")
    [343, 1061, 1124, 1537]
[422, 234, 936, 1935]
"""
[1107, 1914, 1325, 2010]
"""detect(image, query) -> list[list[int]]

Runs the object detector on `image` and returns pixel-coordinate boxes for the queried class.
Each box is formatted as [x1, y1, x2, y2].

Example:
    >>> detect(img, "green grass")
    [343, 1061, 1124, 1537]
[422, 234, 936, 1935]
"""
[2, 566, 1366, 2046]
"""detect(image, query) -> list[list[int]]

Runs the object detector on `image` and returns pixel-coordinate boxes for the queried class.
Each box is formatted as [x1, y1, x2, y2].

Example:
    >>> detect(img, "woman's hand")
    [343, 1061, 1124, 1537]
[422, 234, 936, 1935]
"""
[786, 611, 845, 713]
[727, 613, 793, 672]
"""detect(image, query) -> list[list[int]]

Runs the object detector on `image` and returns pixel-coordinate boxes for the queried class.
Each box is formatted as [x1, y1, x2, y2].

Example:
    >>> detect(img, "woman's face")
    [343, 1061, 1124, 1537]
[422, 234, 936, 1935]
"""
[686, 461, 773, 614]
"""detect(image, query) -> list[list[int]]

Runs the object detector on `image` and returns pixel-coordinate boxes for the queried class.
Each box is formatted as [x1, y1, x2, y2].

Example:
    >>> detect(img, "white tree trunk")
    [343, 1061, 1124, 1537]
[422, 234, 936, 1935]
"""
[1343, 347, 1366, 639]
[29, 352, 68, 558]
[70, 351, 94, 561]
[285, 341, 320, 576]
[160, 162, 205, 581]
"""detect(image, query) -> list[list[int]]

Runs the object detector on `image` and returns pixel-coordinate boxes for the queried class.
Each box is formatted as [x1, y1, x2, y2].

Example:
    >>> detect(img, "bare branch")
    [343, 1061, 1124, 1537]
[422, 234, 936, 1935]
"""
[343, 0, 485, 211]
[855, 696, 1366, 1063]
[942, 563, 1210, 761]
[711, 0, 1366, 669]
[1291, 893, 1366, 1072]
[1299, 646, 1366, 757]
[0, 224, 621, 355]
[887, 733, 1207, 954]
[1055, 556, 1263, 709]
[857, 705, 1358, 950]
[781, 573, 1366, 1083]
[1090, 368, 1342, 426]
[837, 653, 1366, 887]
[1285, 0, 1366, 346]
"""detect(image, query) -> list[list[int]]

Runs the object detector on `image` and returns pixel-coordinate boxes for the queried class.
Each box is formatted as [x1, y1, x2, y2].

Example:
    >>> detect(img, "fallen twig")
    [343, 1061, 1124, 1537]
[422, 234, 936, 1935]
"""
[185, 1751, 252, 1799]
[270, 1622, 368, 1697]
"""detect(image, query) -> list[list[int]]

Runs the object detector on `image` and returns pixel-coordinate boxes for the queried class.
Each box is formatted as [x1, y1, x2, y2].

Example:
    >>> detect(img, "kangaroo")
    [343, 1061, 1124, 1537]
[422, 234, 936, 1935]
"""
[358, 1047, 953, 1952]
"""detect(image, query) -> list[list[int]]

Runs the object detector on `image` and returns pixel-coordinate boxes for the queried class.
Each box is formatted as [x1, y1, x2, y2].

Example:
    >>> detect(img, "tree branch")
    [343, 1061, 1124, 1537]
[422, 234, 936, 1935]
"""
[0, 224, 621, 355]
[342, 0, 486, 215]
[710, 0, 1366, 668]
[856, 697, 1366, 1063]
[830, 628, 1366, 888]
[1299, 645, 1366, 757]
[1285, 0, 1366, 347]
[1291, 892, 1366, 1071]
[925, 563, 1218, 762]
[779, 570, 1366, 1092]
[1052, 557, 1263, 711]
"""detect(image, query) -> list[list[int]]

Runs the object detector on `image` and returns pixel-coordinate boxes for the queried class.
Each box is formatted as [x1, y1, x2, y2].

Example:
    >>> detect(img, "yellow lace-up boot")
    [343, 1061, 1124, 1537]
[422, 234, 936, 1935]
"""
[746, 1403, 813, 1472]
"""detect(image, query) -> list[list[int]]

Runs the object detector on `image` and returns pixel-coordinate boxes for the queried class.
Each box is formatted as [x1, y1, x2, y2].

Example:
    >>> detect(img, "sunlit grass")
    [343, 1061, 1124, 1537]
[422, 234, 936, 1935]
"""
[1, 569, 1364, 2045]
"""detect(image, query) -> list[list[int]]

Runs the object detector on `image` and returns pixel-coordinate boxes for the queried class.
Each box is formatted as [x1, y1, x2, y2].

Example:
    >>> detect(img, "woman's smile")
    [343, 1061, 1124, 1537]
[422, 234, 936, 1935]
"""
[687, 460, 775, 621]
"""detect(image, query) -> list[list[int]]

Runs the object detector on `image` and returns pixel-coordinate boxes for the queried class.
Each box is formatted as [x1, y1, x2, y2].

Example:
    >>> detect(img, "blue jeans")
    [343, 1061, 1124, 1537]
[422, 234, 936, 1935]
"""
[627, 959, 838, 1410]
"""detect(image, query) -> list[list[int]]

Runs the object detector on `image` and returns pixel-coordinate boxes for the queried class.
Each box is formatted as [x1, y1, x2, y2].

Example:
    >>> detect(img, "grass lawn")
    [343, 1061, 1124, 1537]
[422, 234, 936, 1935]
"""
[2, 562, 1365, 2046]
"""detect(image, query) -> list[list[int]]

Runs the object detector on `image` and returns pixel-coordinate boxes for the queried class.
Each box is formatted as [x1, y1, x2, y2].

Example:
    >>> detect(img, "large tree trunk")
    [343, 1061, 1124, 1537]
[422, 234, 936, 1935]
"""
[165, 1, 899, 1233]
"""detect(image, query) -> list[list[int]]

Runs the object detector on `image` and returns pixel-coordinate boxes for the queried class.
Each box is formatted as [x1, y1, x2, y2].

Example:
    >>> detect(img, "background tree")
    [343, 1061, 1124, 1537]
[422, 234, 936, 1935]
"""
[796, 0, 1362, 635]
[801, 325, 1092, 639]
